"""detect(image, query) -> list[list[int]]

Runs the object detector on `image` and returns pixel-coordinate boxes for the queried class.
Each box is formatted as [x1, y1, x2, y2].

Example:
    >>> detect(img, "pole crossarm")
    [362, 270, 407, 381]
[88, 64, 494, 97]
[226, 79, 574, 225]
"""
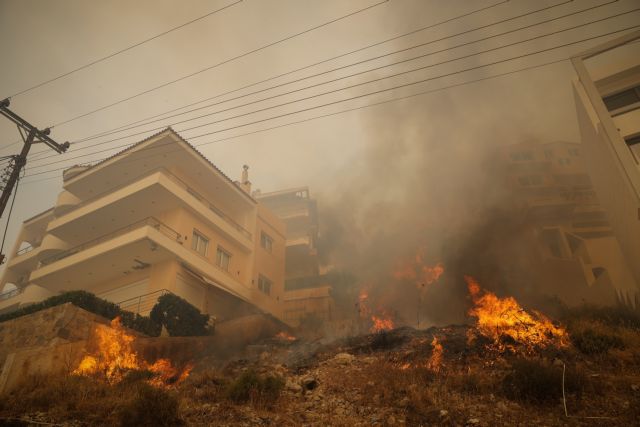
[0, 98, 69, 153]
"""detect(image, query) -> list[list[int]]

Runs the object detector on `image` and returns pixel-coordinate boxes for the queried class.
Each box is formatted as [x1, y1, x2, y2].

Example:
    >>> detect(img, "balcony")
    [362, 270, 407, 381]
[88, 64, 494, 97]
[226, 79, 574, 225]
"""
[47, 168, 253, 249]
[40, 217, 180, 267]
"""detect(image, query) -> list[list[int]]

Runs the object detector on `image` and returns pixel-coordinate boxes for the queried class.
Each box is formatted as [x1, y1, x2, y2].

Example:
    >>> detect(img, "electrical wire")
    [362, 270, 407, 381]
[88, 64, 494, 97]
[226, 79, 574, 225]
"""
[21, 23, 639, 181]
[5, 0, 243, 98]
[70, 0, 591, 146]
[63, 0, 514, 144]
[26, 6, 640, 170]
[48, 0, 391, 129]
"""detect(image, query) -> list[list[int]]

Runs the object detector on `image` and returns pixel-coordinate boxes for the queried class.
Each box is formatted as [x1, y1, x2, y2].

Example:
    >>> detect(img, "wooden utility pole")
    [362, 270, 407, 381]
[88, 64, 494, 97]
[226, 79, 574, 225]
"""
[0, 98, 69, 263]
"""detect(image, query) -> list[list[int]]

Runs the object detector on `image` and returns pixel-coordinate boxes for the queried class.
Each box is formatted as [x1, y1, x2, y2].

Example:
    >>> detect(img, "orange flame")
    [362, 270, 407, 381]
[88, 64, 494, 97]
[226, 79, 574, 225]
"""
[427, 336, 443, 372]
[465, 276, 569, 352]
[73, 317, 191, 386]
[275, 331, 296, 341]
[370, 314, 394, 333]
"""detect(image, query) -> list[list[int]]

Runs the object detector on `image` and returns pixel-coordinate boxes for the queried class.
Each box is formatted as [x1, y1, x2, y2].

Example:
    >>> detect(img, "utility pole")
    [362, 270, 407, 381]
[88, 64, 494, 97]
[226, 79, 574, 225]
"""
[0, 98, 69, 264]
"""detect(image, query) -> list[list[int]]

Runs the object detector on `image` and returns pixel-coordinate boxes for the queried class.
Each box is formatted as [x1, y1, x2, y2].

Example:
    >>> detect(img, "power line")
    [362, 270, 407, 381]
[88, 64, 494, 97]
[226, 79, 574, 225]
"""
[5, 0, 243, 99]
[60, 0, 617, 151]
[22, 23, 639, 179]
[48, 0, 390, 129]
[68, 0, 512, 143]
[15, 56, 576, 186]
[27, 5, 638, 168]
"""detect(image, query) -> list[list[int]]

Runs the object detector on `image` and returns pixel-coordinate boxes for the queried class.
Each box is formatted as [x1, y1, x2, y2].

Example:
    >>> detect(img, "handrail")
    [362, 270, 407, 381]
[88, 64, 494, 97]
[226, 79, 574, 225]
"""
[115, 288, 173, 315]
[16, 244, 35, 256]
[0, 287, 22, 301]
[40, 217, 181, 266]
[59, 167, 252, 240]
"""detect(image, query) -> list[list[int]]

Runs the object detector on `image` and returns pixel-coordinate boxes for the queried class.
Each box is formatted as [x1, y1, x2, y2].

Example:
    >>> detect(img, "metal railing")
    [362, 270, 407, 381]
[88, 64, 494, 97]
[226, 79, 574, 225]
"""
[58, 167, 252, 240]
[116, 288, 173, 315]
[39, 217, 181, 266]
[15, 244, 35, 256]
[0, 287, 23, 301]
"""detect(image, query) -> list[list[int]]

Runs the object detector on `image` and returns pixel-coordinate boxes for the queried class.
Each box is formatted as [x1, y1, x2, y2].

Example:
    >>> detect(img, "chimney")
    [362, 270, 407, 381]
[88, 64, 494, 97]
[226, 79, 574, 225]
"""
[240, 164, 251, 193]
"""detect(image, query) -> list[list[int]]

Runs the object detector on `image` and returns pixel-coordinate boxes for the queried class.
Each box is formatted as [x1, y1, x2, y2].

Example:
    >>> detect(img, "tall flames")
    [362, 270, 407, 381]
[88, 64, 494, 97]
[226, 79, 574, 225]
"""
[73, 317, 191, 386]
[358, 290, 395, 333]
[465, 276, 569, 352]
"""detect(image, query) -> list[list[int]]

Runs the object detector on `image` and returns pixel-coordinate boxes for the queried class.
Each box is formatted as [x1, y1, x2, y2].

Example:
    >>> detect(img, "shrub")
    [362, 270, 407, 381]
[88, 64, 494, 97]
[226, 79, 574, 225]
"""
[118, 383, 182, 427]
[150, 294, 209, 337]
[571, 327, 625, 355]
[501, 358, 586, 404]
[224, 370, 284, 407]
[563, 305, 640, 329]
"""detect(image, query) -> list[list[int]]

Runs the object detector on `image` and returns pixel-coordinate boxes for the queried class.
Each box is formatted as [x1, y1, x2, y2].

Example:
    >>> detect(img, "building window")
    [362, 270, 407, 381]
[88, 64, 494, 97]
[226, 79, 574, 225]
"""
[602, 86, 640, 112]
[260, 232, 273, 253]
[568, 148, 580, 157]
[544, 149, 553, 159]
[191, 230, 209, 256]
[517, 175, 542, 186]
[626, 134, 640, 164]
[258, 274, 272, 295]
[510, 151, 533, 161]
[216, 246, 231, 271]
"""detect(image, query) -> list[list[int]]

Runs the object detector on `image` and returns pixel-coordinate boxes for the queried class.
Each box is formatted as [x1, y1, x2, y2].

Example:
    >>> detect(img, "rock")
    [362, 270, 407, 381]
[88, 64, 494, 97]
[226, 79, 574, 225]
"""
[631, 384, 639, 392]
[334, 352, 355, 364]
[496, 401, 508, 412]
[302, 376, 318, 390]
[439, 410, 449, 417]
[398, 397, 410, 407]
[286, 380, 302, 393]
[388, 415, 396, 425]
[467, 418, 480, 425]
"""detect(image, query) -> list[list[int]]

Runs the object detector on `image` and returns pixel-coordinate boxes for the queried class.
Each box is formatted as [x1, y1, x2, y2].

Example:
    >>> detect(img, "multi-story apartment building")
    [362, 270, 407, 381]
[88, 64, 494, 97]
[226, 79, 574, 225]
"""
[499, 140, 637, 304]
[572, 30, 640, 303]
[254, 187, 332, 325]
[0, 128, 289, 324]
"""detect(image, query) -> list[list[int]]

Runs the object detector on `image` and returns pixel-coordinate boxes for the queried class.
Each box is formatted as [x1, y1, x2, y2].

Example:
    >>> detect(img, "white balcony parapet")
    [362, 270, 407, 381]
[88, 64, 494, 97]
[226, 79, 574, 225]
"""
[57, 167, 252, 240]
[39, 217, 181, 267]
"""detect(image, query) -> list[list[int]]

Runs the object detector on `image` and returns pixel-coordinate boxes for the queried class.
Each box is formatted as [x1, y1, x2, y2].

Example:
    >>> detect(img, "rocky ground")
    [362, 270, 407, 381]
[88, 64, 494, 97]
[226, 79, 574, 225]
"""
[1, 320, 639, 426]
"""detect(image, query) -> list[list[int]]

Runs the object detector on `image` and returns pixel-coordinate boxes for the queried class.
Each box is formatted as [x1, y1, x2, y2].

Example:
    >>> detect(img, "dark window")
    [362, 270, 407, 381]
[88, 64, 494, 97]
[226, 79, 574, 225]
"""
[258, 274, 272, 295]
[602, 86, 640, 112]
[626, 134, 640, 164]
[216, 246, 231, 271]
[191, 230, 209, 256]
[260, 232, 273, 253]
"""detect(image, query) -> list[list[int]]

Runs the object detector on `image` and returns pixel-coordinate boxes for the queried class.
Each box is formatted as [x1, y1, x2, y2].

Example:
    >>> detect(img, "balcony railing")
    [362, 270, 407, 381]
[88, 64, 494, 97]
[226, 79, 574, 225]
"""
[15, 244, 35, 256]
[0, 287, 22, 301]
[39, 217, 181, 267]
[59, 167, 252, 240]
[116, 288, 173, 315]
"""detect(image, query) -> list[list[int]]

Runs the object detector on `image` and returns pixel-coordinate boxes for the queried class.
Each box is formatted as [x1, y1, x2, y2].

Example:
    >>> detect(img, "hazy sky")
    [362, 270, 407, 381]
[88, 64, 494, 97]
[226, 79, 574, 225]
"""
[0, 0, 639, 277]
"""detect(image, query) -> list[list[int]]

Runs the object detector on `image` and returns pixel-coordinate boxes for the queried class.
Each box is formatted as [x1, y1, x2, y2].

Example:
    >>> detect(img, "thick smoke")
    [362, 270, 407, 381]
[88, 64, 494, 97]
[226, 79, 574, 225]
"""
[314, 88, 569, 327]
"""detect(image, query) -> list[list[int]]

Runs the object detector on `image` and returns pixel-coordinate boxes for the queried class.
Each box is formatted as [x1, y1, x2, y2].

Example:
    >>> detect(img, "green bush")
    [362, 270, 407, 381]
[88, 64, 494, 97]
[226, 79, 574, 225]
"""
[0, 290, 210, 338]
[502, 358, 586, 404]
[224, 370, 284, 407]
[571, 327, 625, 355]
[150, 294, 209, 337]
[118, 383, 182, 427]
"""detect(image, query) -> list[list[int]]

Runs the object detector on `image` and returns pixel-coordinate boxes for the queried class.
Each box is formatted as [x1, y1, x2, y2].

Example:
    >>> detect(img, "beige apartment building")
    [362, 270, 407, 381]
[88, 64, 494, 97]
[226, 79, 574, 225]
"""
[0, 128, 290, 324]
[499, 140, 637, 305]
[254, 187, 333, 325]
[572, 30, 640, 306]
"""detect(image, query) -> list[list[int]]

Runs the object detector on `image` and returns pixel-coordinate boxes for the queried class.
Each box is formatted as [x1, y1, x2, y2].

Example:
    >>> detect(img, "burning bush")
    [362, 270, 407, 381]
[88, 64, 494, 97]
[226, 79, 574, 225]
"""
[224, 370, 284, 408]
[465, 276, 569, 353]
[74, 317, 192, 386]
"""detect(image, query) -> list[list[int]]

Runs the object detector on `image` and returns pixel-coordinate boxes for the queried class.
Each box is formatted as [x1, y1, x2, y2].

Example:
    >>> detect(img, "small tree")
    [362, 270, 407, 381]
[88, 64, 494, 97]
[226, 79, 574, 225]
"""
[150, 294, 209, 336]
